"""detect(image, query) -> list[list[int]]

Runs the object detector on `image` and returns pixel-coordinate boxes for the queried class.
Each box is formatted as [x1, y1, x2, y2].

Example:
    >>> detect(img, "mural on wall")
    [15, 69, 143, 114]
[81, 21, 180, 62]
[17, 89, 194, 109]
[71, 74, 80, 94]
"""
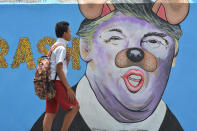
[31, 0, 190, 131]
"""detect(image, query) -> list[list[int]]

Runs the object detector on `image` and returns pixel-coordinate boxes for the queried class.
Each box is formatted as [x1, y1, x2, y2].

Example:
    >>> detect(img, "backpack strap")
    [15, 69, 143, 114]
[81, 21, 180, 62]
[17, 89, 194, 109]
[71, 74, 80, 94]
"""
[47, 43, 65, 81]
[54, 73, 58, 82]
[47, 43, 63, 59]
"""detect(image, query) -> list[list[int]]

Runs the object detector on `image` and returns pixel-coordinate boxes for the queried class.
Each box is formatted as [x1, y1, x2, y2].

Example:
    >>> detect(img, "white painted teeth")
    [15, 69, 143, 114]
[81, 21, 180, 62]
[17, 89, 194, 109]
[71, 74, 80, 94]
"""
[130, 74, 141, 80]
[129, 80, 139, 86]
[128, 74, 142, 86]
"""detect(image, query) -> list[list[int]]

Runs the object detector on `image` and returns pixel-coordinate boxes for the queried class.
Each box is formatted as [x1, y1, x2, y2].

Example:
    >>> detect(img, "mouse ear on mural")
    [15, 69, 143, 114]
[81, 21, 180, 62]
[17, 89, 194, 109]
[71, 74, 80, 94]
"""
[77, 0, 115, 19]
[152, 0, 189, 25]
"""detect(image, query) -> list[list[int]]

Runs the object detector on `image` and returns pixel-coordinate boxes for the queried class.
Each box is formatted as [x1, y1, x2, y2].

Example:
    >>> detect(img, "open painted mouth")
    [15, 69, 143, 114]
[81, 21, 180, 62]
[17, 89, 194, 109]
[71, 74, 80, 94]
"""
[122, 69, 144, 93]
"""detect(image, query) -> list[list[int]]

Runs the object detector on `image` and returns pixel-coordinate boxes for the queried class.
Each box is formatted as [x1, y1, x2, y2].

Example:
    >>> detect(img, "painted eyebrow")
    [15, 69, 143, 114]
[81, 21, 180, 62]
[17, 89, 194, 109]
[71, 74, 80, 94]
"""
[144, 32, 167, 38]
[109, 28, 123, 34]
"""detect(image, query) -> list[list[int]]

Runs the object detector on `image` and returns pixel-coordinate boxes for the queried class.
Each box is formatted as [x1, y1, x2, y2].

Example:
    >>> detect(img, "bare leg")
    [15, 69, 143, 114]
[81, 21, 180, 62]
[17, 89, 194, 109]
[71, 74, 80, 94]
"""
[61, 105, 80, 131]
[43, 113, 56, 131]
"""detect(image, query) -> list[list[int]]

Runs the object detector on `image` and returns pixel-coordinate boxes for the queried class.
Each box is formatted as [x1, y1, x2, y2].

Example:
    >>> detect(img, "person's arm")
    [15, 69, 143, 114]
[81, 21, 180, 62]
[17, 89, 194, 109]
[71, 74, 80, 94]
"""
[54, 46, 75, 103]
[66, 51, 71, 66]
[56, 62, 75, 103]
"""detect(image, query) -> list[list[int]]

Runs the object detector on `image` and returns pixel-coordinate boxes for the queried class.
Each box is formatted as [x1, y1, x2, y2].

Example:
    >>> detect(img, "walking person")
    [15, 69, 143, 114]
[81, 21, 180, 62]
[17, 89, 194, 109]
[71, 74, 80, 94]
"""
[43, 21, 80, 131]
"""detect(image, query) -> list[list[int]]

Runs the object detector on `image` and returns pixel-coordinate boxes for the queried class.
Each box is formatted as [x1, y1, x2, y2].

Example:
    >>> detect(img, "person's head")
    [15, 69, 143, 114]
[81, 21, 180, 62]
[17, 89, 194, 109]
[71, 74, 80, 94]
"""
[55, 21, 71, 41]
[77, 1, 182, 122]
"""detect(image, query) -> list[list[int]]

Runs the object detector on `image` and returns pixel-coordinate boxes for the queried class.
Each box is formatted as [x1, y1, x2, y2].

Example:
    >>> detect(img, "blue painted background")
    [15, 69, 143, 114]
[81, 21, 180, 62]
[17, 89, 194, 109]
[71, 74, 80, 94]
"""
[0, 4, 196, 131]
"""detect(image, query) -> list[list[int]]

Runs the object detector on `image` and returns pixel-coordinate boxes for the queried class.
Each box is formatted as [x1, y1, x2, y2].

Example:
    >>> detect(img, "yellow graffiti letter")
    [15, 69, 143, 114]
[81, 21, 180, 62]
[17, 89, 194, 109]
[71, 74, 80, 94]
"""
[37, 37, 55, 62]
[0, 38, 9, 68]
[37, 37, 55, 56]
[67, 38, 80, 70]
[11, 38, 35, 69]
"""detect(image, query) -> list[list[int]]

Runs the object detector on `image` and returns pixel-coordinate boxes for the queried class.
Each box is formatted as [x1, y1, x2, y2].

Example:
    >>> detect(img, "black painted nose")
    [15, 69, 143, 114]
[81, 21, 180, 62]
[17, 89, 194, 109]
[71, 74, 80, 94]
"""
[126, 48, 144, 62]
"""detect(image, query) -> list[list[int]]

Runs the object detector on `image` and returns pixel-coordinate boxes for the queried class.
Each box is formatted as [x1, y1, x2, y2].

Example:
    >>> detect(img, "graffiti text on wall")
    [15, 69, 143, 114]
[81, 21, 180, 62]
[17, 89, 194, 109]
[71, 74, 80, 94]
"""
[0, 37, 80, 70]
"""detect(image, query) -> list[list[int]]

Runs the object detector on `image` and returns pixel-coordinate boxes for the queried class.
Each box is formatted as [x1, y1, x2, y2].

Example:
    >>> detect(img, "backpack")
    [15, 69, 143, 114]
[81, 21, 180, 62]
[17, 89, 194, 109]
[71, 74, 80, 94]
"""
[33, 44, 62, 100]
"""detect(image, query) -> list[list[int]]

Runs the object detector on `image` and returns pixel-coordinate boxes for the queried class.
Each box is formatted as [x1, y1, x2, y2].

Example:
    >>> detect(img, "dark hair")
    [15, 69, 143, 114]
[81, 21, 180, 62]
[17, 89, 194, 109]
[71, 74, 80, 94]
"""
[55, 21, 69, 38]
[77, 0, 182, 40]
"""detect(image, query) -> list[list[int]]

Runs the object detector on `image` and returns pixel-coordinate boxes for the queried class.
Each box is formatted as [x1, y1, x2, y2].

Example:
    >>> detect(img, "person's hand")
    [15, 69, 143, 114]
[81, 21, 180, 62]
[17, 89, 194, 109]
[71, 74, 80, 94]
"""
[66, 88, 75, 103]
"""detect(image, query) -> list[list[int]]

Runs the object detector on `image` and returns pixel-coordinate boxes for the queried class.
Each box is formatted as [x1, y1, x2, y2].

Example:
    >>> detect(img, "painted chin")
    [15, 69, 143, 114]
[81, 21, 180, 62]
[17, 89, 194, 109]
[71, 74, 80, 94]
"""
[122, 69, 144, 93]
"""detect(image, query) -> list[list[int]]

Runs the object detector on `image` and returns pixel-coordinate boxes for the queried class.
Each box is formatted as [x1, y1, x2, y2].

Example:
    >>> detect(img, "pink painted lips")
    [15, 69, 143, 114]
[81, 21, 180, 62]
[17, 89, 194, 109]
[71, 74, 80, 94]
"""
[122, 69, 144, 93]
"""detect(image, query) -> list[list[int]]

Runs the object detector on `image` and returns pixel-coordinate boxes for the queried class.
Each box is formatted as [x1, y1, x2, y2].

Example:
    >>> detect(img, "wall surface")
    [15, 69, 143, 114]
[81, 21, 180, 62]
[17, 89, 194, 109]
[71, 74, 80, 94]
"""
[0, 3, 197, 131]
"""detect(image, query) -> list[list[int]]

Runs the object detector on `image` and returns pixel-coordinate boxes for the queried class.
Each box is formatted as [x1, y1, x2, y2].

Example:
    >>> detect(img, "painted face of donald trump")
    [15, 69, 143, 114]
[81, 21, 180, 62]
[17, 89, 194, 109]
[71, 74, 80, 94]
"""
[77, 2, 183, 123]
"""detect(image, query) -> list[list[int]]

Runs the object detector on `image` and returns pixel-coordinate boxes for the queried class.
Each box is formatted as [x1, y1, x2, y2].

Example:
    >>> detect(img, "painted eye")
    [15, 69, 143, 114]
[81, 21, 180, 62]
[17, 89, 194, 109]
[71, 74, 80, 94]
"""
[149, 39, 157, 43]
[105, 36, 122, 43]
[110, 36, 122, 40]
[142, 39, 162, 48]
[141, 36, 169, 59]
